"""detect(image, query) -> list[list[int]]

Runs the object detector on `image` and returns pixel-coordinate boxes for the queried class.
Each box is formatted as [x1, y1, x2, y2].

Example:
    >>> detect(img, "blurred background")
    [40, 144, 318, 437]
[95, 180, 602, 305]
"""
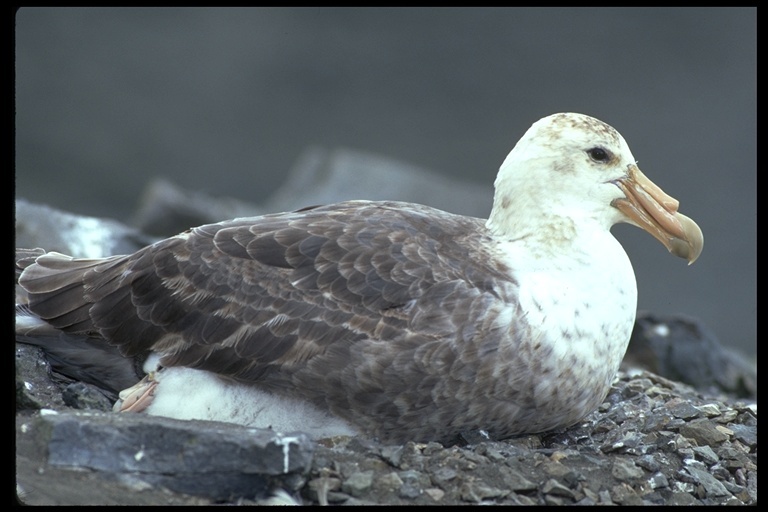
[15, 8, 755, 361]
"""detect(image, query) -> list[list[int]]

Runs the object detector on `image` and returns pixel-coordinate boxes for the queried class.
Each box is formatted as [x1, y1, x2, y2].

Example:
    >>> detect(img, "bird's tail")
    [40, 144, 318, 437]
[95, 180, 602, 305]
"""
[16, 248, 147, 398]
[16, 248, 133, 335]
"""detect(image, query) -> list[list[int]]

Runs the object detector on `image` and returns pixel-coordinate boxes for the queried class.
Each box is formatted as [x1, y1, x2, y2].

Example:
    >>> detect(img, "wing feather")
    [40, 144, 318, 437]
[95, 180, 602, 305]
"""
[18, 202, 516, 412]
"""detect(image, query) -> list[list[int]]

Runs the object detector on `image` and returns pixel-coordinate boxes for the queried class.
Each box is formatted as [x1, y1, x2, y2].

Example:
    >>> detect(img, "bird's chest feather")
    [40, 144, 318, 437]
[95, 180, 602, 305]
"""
[517, 263, 636, 365]
[491, 235, 638, 428]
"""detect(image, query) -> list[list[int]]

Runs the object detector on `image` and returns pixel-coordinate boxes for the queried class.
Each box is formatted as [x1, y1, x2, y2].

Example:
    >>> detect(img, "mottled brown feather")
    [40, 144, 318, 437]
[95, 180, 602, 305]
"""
[18, 201, 528, 442]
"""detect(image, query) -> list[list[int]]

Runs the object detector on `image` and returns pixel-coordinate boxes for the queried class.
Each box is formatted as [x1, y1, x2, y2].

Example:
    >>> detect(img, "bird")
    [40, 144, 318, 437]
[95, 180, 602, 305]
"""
[16, 112, 703, 445]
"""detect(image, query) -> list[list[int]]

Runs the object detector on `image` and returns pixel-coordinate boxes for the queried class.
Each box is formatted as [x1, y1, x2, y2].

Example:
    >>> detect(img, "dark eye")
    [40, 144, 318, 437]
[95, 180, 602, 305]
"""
[587, 147, 611, 163]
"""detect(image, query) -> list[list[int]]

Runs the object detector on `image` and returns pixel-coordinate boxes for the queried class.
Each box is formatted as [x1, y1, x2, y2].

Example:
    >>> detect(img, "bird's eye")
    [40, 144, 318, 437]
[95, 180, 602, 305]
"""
[587, 147, 611, 163]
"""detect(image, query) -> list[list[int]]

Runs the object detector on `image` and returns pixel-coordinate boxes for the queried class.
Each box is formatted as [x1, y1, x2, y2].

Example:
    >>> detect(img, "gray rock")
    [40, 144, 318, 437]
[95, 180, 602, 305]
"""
[541, 478, 576, 498]
[340, 470, 374, 497]
[430, 466, 458, 488]
[647, 471, 669, 490]
[692, 445, 720, 465]
[20, 411, 313, 502]
[666, 398, 704, 419]
[131, 146, 492, 237]
[611, 457, 645, 482]
[15, 198, 155, 258]
[131, 177, 263, 237]
[635, 454, 661, 473]
[667, 492, 702, 505]
[61, 382, 114, 410]
[684, 466, 730, 497]
[378, 444, 404, 467]
[679, 418, 730, 446]
[460, 480, 509, 502]
[728, 424, 757, 448]
[262, 147, 492, 219]
[626, 311, 756, 399]
[374, 471, 402, 492]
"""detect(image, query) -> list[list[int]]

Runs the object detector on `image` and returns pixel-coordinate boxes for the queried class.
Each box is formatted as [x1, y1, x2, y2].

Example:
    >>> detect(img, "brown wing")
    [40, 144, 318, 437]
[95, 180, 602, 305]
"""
[18, 201, 512, 387]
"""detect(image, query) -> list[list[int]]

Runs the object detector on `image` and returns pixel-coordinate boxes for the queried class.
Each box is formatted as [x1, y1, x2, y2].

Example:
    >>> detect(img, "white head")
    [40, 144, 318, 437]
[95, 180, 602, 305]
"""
[487, 113, 702, 264]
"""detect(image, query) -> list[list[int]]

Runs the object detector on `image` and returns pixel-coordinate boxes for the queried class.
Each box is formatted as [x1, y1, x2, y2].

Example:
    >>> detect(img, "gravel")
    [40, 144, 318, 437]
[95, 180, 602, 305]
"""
[298, 368, 756, 506]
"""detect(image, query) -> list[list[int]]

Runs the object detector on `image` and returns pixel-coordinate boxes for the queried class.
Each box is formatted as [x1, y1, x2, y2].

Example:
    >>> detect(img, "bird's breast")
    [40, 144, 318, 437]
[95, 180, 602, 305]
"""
[489, 234, 638, 431]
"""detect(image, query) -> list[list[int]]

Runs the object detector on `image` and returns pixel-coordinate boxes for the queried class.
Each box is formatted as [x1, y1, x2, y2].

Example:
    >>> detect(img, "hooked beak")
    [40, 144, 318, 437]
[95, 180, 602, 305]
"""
[611, 164, 703, 265]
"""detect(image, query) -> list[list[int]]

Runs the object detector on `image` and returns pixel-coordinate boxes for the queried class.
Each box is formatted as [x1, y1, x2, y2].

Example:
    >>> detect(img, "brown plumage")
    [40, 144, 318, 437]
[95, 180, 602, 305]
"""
[19, 202, 530, 442]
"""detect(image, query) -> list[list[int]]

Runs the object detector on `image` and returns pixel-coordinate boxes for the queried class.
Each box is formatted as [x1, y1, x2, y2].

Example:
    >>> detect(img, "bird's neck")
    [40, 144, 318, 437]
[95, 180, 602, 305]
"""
[487, 206, 612, 266]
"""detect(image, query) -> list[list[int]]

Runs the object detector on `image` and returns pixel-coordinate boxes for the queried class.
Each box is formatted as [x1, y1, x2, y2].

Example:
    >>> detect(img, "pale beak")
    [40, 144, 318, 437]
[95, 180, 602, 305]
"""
[611, 164, 703, 265]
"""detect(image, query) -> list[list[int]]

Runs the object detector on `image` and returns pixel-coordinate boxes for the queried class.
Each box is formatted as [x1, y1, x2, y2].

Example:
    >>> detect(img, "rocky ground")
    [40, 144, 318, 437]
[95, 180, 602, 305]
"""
[304, 372, 757, 506]
[15, 347, 757, 505]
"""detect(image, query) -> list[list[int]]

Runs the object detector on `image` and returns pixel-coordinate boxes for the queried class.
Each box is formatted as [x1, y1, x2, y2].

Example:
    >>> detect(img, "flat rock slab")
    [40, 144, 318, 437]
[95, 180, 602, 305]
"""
[16, 410, 313, 504]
